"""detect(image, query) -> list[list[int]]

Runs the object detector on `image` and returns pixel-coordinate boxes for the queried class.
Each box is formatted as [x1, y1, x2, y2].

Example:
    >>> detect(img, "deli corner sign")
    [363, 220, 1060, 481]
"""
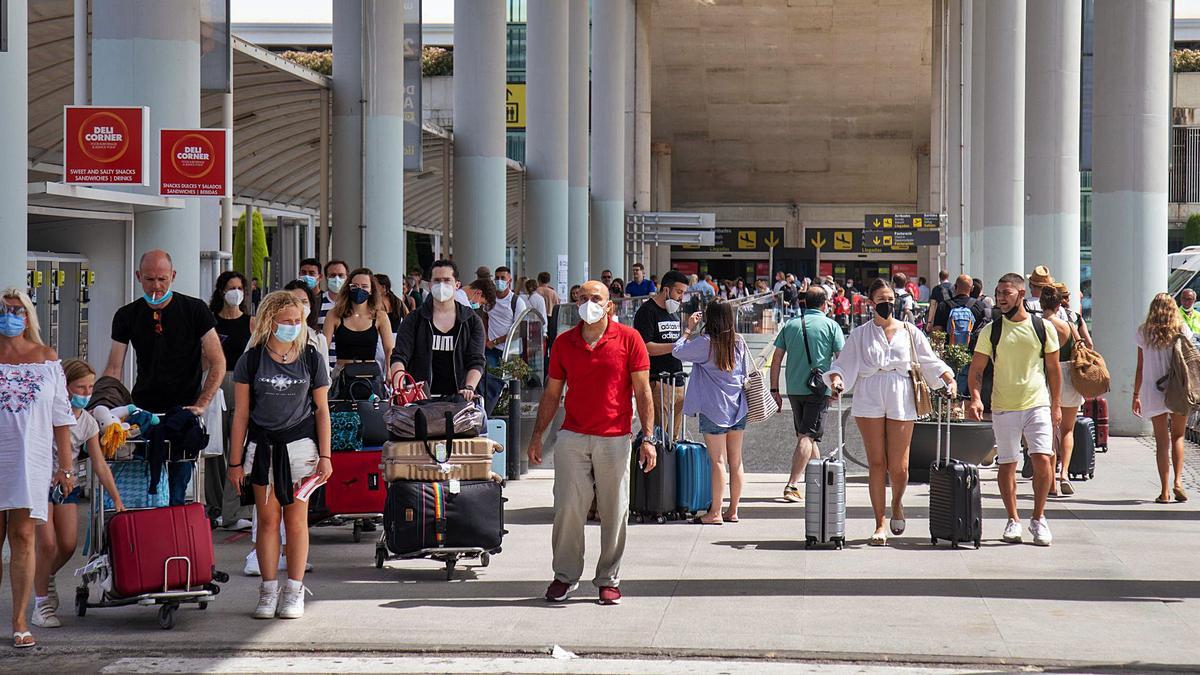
[64, 106, 149, 186]
[159, 129, 232, 197]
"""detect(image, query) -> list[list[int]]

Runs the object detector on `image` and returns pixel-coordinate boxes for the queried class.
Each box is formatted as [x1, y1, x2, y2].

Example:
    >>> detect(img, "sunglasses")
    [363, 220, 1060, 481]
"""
[153, 310, 163, 335]
[0, 306, 27, 317]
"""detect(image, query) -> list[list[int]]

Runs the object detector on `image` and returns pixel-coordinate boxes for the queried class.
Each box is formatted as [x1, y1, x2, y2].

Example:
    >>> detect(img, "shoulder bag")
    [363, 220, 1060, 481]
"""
[800, 315, 829, 397]
[1067, 321, 1111, 398]
[1159, 334, 1200, 415]
[742, 339, 779, 423]
[904, 324, 934, 418]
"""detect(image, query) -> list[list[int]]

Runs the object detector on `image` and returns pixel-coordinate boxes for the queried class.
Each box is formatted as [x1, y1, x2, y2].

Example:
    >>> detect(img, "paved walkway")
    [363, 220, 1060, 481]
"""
[3, 436, 1199, 672]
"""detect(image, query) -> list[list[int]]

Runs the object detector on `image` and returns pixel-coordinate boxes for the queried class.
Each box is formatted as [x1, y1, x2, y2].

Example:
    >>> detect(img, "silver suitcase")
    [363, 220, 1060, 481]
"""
[805, 397, 846, 549]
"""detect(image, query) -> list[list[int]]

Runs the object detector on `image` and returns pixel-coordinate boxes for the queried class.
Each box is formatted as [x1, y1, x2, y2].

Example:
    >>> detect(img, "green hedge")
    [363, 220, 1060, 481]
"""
[1186, 214, 1200, 247]
[280, 46, 453, 77]
[1175, 49, 1200, 73]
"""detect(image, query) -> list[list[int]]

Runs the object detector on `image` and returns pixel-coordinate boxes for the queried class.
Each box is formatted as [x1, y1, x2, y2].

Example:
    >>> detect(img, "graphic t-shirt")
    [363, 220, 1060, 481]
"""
[974, 316, 1061, 412]
[233, 348, 331, 431]
[633, 299, 683, 378]
[430, 324, 457, 396]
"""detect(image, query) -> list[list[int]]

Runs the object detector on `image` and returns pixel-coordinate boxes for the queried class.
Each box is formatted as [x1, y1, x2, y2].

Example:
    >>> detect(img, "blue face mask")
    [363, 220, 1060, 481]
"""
[274, 322, 303, 343]
[496, 279, 509, 293]
[0, 313, 25, 337]
[300, 275, 318, 289]
[70, 394, 90, 409]
[143, 289, 173, 306]
[349, 287, 371, 305]
[469, 301, 481, 310]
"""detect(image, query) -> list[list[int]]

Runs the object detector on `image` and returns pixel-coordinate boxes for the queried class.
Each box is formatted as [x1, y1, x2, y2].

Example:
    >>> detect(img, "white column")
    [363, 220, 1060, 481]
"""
[968, 0, 987, 278]
[332, 0, 363, 268]
[0, 0, 27, 289]
[650, 141, 672, 275]
[945, 0, 970, 276]
[361, 0, 406, 282]
[219, 92, 234, 268]
[93, 0, 202, 295]
[525, 0, 569, 281]
[1025, 0, 1082, 296]
[1093, 0, 1171, 435]
[567, 0, 590, 287]
[590, 0, 628, 280]
[453, 0, 507, 279]
[623, 0, 651, 271]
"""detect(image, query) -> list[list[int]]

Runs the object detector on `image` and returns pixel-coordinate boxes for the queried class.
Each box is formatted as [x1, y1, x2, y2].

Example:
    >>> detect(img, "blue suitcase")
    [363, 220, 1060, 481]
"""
[675, 417, 712, 515]
[486, 419, 507, 477]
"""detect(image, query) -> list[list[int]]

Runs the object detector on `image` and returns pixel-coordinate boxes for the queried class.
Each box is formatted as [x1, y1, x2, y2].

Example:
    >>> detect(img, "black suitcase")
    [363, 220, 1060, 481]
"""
[929, 397, 982, 549]
[630, 426, 677, 523]
[1068, 416, 1097, 481]
[382, 479, 504, 556]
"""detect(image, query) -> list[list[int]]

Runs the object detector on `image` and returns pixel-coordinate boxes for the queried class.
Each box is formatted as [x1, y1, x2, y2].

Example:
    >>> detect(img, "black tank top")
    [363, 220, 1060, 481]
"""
[334, 321, 379, 361]
[215, 313, 251, 368]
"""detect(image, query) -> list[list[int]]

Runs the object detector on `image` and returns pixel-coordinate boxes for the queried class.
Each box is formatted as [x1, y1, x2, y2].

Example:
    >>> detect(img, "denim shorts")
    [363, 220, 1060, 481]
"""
[48, 485, 85, 505]
[698, 413, 747, 435]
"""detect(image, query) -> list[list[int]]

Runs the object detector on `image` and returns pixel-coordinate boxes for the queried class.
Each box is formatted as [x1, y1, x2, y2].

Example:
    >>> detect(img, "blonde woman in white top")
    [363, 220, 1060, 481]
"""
[825, 279, 955, 546]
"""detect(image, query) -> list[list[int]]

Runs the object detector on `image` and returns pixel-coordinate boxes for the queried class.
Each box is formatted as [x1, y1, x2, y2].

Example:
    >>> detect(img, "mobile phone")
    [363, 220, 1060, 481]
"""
[50, 484, 66, 504]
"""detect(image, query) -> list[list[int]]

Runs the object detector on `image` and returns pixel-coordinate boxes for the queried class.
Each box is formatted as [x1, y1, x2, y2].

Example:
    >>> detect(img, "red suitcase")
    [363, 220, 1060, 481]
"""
[107, 503, 214, 598]
[1082, 397, 1109, 451]
[324, 449, 387, 516]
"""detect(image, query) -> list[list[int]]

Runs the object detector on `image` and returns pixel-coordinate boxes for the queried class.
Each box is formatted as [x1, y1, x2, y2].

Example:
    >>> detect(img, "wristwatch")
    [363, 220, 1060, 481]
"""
[59, 469, 74, 479]
[464, 384, 476, 392]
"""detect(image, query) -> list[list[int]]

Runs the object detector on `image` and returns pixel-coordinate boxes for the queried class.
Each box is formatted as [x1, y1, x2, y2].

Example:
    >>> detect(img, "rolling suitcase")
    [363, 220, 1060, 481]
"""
[486, 419, 508, 478]
[107, 503, 215, 597]
[630, 373, 679, 523]
[383, 479, 504, 556]
[1082, 397, 1109, 451]
[928, 395, 982, 549]
[1069, 417, 1097, 481]
[805, 397, 845, 549]
[324, 448, 387, 516]
[675, 414, 712, 517]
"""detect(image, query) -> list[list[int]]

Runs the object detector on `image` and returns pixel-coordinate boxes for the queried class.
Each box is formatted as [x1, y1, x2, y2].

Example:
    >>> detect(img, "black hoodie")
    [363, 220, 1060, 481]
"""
[390, 298, 486, 393]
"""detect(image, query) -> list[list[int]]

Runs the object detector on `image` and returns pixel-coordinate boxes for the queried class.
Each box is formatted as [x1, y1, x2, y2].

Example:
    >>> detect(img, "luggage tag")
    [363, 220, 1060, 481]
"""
[448, 478, 461, 494]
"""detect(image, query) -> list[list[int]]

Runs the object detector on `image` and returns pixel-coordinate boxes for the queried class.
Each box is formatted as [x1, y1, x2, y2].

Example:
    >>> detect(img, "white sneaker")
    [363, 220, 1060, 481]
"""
[1030, 517, 1053, 547]
[227, 518, 253, 532]
[277, 580, 306, 619]
[244, 550, 261, 577]
[47, 577, 58, 612]
[30, 601, 61, 628]
[1002, 518, 1023, 543]
[253, 582, 280, 619]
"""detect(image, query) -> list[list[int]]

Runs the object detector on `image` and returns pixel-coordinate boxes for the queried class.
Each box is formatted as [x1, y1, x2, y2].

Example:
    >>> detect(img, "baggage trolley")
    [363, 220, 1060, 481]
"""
[374, 541, 496, 581]
[74, 441, 228, 629]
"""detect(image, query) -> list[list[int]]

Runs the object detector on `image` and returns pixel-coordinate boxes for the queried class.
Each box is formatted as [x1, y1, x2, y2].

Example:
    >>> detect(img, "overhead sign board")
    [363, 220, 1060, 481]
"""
[63, 106, 149, 185]
[805, 227, 939, 254]
[506, 83, 526, 129]
[679, 227, 784, 253]
[403, 0, 422, 171]
[159, 128, 231, 197]
[865, 213, 943, 229]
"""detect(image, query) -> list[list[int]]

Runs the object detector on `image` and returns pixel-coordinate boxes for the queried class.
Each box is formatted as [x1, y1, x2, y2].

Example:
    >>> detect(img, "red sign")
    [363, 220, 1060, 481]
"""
[672, 261, 699, 276]
[892, 263, 919, 279]
[63, 106, 149, 185]
[819, 262, 833, 278]
[159, 129, 232, 197]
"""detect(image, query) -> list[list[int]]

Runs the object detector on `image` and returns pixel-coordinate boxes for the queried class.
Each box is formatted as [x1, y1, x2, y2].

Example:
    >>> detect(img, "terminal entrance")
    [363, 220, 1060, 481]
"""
[819, 260, 919, 288]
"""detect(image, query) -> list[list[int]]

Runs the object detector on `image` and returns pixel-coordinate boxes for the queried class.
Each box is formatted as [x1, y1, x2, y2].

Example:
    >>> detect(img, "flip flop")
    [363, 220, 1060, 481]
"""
[890, 518, 906, 536]
[722, 512, 739, 523]
[1175, 488, 1189, 503]
[868, 532, 888, 546]
[1155, 496, 1171, 504]
[691, 516, 722, 525]
[13, 631, 34, 649]
[1059, 480, 1075, 496]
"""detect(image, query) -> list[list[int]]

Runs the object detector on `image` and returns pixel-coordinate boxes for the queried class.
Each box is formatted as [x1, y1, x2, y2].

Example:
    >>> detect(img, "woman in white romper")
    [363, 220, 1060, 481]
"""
[825, 279, 955, 546]
[0, 290, 76, 648]
[1133, 292, 1193, 504]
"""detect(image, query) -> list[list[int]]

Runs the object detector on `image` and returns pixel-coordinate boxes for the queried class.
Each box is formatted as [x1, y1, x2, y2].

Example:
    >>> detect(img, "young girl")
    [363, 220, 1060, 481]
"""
[30, 359, 124, 629]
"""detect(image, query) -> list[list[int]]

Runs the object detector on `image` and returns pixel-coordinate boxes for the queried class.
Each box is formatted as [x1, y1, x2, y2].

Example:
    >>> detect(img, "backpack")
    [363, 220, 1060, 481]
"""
[1158, 334, 1200, 415]
[946, 298, 977, 346]
[895, 292, 916, 323]
[980, 315, 1047, 412]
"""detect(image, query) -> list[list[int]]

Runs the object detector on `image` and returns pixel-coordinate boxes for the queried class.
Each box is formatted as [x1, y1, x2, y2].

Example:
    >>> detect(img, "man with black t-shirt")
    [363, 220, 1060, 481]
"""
[931, 274, 985, 337]
[633, 270, 690, 440]
[103, 250, 226, 504]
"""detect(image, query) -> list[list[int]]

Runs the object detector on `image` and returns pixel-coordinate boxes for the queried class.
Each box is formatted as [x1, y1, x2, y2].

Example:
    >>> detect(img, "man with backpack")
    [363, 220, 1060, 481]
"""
[967, 273, 1061, 547]
[892, 273, 917, 323]
[931, 275, 984, 343]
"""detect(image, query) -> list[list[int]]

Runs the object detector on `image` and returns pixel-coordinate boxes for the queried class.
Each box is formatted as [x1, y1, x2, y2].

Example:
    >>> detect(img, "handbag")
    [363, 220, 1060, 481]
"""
[741, 340, 779, 423]
[1068, 323, 1111, 398]
[390, 370, 428, 406]
[800, 314, 828, 396]
[905, 324, 934, 418]
[384, 396, 486, 440]
[332, 361, 387, 401]
[330, 397, 388, 448]
[330, 410, 363, 451]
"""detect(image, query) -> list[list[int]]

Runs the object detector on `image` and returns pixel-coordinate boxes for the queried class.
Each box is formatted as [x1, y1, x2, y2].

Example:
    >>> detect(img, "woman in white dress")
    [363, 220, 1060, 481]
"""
[1133, 293, 1193, 504]
[0, 289, 75, 648]
[825, 279, 955, 546]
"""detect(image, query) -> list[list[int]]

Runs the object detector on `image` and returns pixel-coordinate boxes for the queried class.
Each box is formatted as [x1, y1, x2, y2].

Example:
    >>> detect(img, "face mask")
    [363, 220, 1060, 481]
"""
[300, 275, 318, 289]
[0, 313, 24, 338]
[349, 287, 370, 305]
[874, 302, 894, 320]
[431, 282, 455, 303]
[665, 298, 681, 314]
[70, 394, 90, 409]
[327, 276, 345, 294]
[496, 279, 509, 293]
[470, 301, 481, 310]
[580, 300, 607, 325]
[301, 304, 311, 320]
[1004, 305, 1021, 320]
[143, 289, 172, 306]
[274, 322, 303, 342]
[224, 289, 244, 307]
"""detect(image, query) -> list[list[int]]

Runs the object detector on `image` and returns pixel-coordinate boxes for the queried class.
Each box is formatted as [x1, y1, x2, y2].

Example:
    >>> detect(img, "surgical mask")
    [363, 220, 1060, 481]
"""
[143, 289, 172, 306]
[70, 394, 90, 409]
[874, 302, 894, 320]
[301, 304, 311, 320]
[349, 287, 370, 305]
[300, 275, 318, 289]
[470, 301, 481, 310]
[431, 282, 456, 303]
[274, 322, 303, 342]
[496, 279, 509, 293]
[0, 313, 24, 337]
[224, 289, 244, 307]
[580, 300, 607, 325]
[327, 276, 345, 293]
[665, 298, 681, 314]
[1004, 305, 1021, 320]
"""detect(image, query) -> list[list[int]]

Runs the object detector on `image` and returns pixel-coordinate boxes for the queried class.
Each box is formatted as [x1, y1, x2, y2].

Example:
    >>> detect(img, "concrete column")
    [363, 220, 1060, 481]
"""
[590, 0, 628, 281]
[945, 0, 970, 276]
[453, 0, 507, 280]
[332, 0, 364, 268]
[567, 0, 590, 287]
[979, 0, 1025, 289]
[967, 0, 986, 278]
[1093, 0, 1171, 435]
[0, 0, 27, 289]
[623, 0, 651, 271]
[650, 142, 672, 276]
[1025, 0, 1081, 297]
[219, 92, 234, 268]
[525, 0, 569, 282]
[93, 0, 202, 296]
[361, 0, 406, 281]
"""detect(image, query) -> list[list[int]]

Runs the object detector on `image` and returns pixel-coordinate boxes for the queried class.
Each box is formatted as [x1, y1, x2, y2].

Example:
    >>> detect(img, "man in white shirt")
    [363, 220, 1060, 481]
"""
[484, 266, 528, 412]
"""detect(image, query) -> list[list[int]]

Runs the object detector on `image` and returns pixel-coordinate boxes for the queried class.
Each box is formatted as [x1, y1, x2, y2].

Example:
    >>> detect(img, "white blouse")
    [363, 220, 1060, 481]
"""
[824, 321, 952, 393]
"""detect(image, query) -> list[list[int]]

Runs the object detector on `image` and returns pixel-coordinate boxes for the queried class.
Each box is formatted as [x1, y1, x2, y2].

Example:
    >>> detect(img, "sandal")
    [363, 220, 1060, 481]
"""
[890, 518, 906, 536]
[721, 512, 739, 523]
[1059, 480, 1075, 496]
[13, 631, 34, 649]
[1155, 495, 1171, 504]
[1175, 488, 1189, 503]
[868, 531, 888, 546]
[691, 515, 722, 525]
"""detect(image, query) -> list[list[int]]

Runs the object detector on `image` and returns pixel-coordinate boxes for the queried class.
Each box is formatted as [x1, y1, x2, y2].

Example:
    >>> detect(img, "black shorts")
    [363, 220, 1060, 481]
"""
[789, 394, 829, 442]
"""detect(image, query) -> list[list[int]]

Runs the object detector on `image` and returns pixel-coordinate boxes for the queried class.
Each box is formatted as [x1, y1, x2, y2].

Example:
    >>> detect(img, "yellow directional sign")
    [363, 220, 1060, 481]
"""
[763, 231, 781, 249]
[810, 231, 828, 251]
[883, 217, 893, 228]
[737, 230, 757, 249]
[834, 231, 853, 250]
[506, 84, 526, 129]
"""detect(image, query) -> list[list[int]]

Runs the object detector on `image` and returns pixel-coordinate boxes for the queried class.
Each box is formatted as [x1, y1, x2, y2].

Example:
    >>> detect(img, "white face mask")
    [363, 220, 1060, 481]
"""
[665, 298, 681, 314]
[580, 300, 607, 325]
[431, 282, 456, 303]
[301, 304, 311, 320]
[327, 276, 346, 294]
[224, 289, 244, 307]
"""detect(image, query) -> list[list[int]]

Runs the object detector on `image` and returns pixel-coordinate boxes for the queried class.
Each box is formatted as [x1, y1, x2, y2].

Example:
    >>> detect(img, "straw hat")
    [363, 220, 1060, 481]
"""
[1053, 281, 1070, 297]
[1027, 265, 1054, 289]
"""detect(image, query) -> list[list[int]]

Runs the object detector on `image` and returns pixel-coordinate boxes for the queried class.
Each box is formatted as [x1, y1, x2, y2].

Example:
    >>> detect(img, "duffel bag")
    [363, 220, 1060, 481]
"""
[384, 396, 485, 440]
[383, 479, 505, 556]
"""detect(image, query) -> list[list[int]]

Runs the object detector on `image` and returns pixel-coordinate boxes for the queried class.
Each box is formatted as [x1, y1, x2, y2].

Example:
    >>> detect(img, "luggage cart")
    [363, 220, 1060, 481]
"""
[75, 442, 228, 629]
[374, 539, 497, 581]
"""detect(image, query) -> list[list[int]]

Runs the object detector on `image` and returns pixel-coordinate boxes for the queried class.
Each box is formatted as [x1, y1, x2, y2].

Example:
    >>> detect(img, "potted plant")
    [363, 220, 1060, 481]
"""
[488, 356, 532, 417]
[908, 332, 996, 482]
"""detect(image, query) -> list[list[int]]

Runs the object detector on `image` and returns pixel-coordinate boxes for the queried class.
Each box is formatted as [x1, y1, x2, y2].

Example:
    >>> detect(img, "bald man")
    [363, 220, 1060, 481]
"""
[105, 250, 226, 505]
[529, 280, 655, 606]
[930, 274, 984, 337]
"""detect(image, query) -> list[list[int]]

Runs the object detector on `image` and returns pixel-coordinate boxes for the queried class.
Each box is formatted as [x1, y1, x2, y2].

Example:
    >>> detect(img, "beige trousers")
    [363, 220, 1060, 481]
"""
[551, 429, 631, 588]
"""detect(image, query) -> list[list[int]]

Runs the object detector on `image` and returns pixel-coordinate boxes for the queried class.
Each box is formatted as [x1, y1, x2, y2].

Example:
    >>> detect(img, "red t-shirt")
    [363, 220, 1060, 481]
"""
[548, 319, 650, 437]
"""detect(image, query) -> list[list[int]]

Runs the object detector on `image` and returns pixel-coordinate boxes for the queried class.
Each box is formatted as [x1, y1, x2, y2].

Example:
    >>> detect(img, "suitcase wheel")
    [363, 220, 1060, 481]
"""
[834, 538, 844, 550]
[198, 602, 208, 611]
[805, 537, 815, 549]
[655, 515, 667, 525]
[974, 539, 981, 550]
[480, 552, 491, 568]
[75, 587, 88, 617]
[634, 514, 645, 524]
[212, 569, 230, 584]
[353, 520, 362, 543]
[931, 537, 938, 546]
[374, 546, 386, 569]
[157, 604, 176, 630]
[951, 540, 959, 549]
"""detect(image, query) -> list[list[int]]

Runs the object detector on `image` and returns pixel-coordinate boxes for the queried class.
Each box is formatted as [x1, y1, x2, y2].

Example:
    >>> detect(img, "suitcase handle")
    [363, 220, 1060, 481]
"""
[934, 393, 953, 465]
[163, 555, 193, 593]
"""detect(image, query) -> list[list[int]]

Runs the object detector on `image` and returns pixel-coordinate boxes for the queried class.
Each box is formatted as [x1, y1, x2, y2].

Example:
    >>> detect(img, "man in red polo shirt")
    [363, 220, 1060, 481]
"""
[529, 280, 656, 606]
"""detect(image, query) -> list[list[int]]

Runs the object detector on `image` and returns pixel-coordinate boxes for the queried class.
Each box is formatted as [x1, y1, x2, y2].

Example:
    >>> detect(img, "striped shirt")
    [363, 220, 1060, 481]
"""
[319, 291, 337, 360]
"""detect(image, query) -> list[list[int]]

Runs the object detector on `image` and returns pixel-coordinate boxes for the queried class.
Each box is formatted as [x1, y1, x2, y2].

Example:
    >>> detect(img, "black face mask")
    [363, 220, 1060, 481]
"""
[1004, 305, 1021, 320]
[874, 302, 894, 320]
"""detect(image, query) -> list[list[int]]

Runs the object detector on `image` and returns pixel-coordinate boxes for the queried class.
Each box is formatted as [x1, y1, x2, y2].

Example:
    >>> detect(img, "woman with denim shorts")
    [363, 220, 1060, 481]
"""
[673, 301, 749, 525]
